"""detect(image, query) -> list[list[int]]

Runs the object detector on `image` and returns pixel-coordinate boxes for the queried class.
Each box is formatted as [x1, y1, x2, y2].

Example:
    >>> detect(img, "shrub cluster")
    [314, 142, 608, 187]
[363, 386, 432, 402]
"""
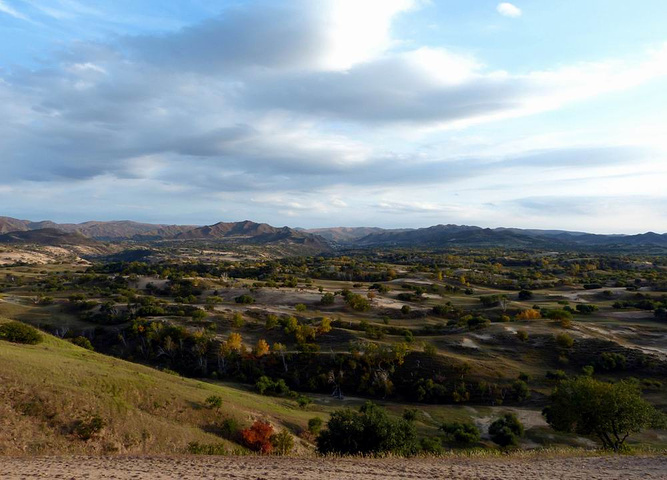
[0, 321, 43, 345]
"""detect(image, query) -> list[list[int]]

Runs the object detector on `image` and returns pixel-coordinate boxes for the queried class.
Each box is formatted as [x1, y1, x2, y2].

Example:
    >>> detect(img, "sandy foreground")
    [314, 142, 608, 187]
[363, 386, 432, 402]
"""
[0, 455, 666, 480]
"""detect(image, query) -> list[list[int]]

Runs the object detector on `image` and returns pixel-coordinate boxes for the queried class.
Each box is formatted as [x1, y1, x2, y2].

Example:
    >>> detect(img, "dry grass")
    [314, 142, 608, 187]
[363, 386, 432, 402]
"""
[0, 319, 324, 456]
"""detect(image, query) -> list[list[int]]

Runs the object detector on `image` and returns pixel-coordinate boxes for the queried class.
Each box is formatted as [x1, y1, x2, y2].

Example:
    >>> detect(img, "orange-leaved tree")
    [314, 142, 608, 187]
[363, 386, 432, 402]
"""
[241, 420, 274, 454]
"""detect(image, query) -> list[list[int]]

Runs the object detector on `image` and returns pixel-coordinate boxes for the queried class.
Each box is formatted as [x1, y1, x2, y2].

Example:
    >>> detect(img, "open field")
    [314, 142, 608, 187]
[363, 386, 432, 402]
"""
[1, 455, 666, 479]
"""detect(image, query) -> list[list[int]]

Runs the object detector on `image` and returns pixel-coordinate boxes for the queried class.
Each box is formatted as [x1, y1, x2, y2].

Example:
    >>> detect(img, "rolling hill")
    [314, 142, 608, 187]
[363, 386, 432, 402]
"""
[0, 318, 321, 455]
[0, 228, 101, 247]
[171, 220, 331, 252]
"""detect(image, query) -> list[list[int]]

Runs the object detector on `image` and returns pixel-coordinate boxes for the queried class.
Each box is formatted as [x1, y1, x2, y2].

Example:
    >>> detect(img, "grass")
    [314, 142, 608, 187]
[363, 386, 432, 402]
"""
[0, 317, 328, 455]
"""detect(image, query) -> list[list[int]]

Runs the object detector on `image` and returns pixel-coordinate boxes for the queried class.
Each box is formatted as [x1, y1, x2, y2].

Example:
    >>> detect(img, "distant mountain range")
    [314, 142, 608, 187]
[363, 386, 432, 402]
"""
[0, 228, 101, 247]
[1, 216, 666, 252]
[0, 217, 330, 253]
[347, 224, 667, 249]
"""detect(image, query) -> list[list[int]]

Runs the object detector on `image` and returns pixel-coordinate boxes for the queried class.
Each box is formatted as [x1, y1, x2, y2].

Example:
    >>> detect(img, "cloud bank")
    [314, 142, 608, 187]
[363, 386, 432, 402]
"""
[0, 0, 665, 231]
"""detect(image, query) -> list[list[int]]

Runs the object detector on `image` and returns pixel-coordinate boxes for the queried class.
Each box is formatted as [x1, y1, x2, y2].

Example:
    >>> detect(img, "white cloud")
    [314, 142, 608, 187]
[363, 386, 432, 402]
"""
[321, 0, 417, 70]
[497, 2, 522, 18]
[1, 0, 666, 231]
[0, 0, 28, 20]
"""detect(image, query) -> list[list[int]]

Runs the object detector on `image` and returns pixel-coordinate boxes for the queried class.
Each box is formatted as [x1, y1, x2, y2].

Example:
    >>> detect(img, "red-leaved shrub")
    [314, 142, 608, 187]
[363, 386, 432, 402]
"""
[241, 420, 274, 454]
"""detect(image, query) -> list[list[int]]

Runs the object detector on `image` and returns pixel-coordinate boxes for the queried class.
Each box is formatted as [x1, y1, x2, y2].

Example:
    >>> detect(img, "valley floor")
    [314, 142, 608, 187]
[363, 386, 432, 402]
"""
[1, 455, 666, 480]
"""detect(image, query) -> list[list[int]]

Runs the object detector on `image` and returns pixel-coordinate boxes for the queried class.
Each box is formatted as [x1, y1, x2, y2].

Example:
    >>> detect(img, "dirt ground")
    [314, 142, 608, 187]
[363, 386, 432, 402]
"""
[0, 455, 665, 480]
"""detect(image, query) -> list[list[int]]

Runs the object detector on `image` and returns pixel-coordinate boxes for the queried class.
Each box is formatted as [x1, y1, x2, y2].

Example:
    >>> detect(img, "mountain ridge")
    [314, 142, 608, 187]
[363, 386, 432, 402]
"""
[1, 216, 666, 250]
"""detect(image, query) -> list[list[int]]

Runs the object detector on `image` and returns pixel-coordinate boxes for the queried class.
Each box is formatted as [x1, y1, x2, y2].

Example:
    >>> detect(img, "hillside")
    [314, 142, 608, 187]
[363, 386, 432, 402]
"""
[355, 224, 553, 248]
[304, 227, 410, 244]
[0, 319, 321, 455]
[355, 224, 667, 250]
[0, 217, 30, 234]
[0, 228, 101, 247]
[0, 217, 197, 241]
[172, 220, 331, 252]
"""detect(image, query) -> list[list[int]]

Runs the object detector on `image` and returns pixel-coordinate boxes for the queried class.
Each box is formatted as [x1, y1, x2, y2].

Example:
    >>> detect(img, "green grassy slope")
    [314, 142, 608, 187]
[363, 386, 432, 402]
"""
[0, 318, 322, 455]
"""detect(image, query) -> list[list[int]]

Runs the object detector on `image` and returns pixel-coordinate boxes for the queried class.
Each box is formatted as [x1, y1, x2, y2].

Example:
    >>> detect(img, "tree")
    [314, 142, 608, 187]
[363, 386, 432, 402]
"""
[272, 342, 289, 372]
[253, 339, 270, 357]
[515, 309, 541, 320]
[512, 380, 531, 402]
[265, 314, 279, 330]
[543, 377, 662, 451]
[320, 292, 335, 306]
[226, 332, 243, 352]
[317, 402, 416, 456]
[488, 413, 524, 448]
[231, 312, 245, 328]
[317, 317, 332, 335]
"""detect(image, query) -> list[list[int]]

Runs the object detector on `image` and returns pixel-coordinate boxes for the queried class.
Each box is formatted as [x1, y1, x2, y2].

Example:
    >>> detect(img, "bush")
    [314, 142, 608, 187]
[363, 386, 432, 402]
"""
[73, 414, 106, 440]
[344, 293, 371, 312]
[545, 309, 573, 321]
[543, 377, 662, 451]
[317, 402, 417, 456]
[219, 417, 240, 440]
[576, 304, 598, 315]
[70, 336, 94, 350]
[234, 294, 255, 304]
[271, 430, 294, 455]
[488, 413, 524, 448]
[516, 330, 528, 342]
[518, 290, 533, 301]
[512, 380, 531, 402]
[205, 395, 223, 410]
[440, 422, 480, 446]
[555, 333, 574, 349]
[308, 417, 324, 435]
[255, 376, 291, 396]
[597, 352, 626, 371]
[0, 321, 42, 345]
[296, 395, 312, 409]
[546, 370, 568, 381]
[320, 292, 335, 306]
[241, 420, 274, 454]
[515, 309, 540, 320]
[187, 442, 227, 455]
[419, 436, 443, 454]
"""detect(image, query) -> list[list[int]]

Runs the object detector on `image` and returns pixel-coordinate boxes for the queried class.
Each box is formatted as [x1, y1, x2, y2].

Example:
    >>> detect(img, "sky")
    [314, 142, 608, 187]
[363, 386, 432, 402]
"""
[1, 0, 666, 233]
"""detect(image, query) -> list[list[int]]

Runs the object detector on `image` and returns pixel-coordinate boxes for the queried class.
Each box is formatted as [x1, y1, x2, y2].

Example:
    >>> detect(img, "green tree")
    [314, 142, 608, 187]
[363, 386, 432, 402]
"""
[317, 402, 416, 456]
[440, 422, 480, 446]
[488, 413, 524, 448]
[543, 377, 662, 451]
[320, 292, 335, 306]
